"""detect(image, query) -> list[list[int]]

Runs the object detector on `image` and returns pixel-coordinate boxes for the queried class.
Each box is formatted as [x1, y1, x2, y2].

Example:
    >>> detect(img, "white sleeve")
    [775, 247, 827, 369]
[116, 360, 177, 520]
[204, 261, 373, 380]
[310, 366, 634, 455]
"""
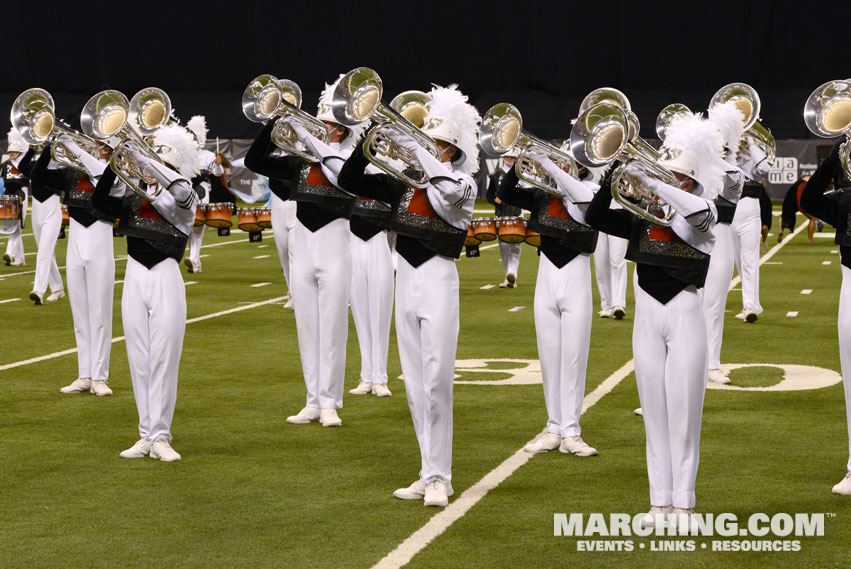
[425, 173, 477, 230]
[718, 167, 744, 203]
[61, 139, 107, 179]
[647, 178, 716, 232]
[412, 146, 460, 185]
[150, 183, 196, 235]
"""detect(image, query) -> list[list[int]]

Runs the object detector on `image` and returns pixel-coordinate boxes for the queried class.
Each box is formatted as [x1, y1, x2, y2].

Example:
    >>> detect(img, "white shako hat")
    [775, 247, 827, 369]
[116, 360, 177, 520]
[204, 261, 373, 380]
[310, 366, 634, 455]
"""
[186, 115, 208, 147]
[707, 100, 745, 161]
[421, 83, 481, 176]
[656, 112, 725, 199]
[316, 74, 370, 152]
[153, 123, 201, 179]
[7, 127, 29, 154]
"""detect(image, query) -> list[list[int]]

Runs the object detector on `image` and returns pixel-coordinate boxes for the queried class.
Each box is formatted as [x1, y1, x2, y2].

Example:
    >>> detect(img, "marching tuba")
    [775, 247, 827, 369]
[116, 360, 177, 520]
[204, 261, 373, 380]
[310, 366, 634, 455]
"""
[478, 102, 577, 194]
[11, 88, 101, 172]
[803, 79, 851, 178]
[241, 74, 329, 163]
[570, 100, 679, 227]
[709, 82, 776, 166]
[80, 88, 172, 201]
[328, 67, 441, 187]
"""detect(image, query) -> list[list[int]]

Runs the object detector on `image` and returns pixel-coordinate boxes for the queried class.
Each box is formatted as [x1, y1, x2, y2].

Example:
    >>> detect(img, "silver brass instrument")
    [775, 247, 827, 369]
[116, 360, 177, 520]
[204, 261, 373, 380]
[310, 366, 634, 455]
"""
[329, 67, 441, 187]
[803, 79, 851, 178]
[709, 82, 776, 166]
[80, 88, 172, 201]
[478, 102, 577, 194]
[655, 103, 691, 141]
[241, 74, 329, 162]
[571, 102, 679, 226]
[11, 88, 100, 171]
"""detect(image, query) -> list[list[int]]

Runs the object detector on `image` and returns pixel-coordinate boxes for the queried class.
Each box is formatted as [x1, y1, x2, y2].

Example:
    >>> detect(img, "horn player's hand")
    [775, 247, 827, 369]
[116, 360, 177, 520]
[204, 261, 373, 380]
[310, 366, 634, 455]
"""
[389, 132, 422, 154]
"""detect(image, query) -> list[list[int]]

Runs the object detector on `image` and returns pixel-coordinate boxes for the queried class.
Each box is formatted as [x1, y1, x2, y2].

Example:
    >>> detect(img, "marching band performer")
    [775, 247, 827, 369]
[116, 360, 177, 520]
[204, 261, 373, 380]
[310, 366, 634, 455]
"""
[703, 101, 746, 384]
[348, 171, 394, 398]
[497, 151, 599, 457]
[184, 116, 222, 274]
[590, 163, 630, 320]
[1, 128, 29, 266]
[244, 75, 367, 428]
[339, 84, 480, 507]
[17, 143, 65, 303]
[731, 135, 770, 323]
[36, 133, 120, 397]
[585, 114, 725, 531]
[485, 149, 523, 288]
[799, 141, 851, 494]
[91, 123, 198, 461]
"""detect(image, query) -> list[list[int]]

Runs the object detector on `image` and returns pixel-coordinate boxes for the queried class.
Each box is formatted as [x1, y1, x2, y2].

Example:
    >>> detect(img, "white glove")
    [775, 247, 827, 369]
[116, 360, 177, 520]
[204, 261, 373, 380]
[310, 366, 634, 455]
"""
[390, 132, 423, 154]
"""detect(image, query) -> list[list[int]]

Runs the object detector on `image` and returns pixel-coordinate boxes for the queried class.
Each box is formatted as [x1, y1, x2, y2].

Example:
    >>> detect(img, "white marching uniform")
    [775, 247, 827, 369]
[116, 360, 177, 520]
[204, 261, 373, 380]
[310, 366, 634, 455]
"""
[594, 232, 628, 311]
[270, 192, 297, 296]
[31, 193, 64, 295]
[186, 151, 221, 270]
[350, 211, 394, 386]
[841, 266, 851, 471]
[1, 155, 28, 264]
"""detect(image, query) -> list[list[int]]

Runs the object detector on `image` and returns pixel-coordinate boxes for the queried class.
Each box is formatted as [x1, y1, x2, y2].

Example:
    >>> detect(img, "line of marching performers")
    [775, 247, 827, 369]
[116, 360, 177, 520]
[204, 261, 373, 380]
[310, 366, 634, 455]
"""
[5, 75, 851, 527]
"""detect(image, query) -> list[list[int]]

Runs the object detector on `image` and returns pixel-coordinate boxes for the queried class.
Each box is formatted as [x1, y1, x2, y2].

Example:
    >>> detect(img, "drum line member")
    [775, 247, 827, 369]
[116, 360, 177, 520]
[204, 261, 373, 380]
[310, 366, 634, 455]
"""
[39, 134, 121, 397]
[244, 75, 367, 428]
[799, 141, 851, 495]
[184, 116, 223, 274]
[497, 150, 599, 457]
[731, 135, 770, 323]
[339, 84, 480, 507]
[90, 123, 198, 461]
[244, 114, 298, 310]
[348, 166, 395, 398]
[703, 101, 746, 384]
[485, 148, 523, 288]
[585, 114, 724, 532]
[1, 128, 29, 266]
[17, 143, 65, 303]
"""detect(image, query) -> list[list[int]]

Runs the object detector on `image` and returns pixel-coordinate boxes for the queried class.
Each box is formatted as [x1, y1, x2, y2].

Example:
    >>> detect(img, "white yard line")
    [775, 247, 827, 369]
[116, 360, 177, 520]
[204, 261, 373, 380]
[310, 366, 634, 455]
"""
[507, 306, 525, 312]
[0, 296, 286, 372]
[373, 218, 809, 569]
[787, 311, 799, 317]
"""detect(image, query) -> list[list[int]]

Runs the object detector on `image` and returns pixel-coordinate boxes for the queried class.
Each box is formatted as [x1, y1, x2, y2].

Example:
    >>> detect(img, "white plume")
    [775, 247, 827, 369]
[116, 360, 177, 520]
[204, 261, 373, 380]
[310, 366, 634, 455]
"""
[660, 113, 726, 199]
[708, 101, 745, 161]
[154, 124, 201, 179]
[424, 84, 481, 176]
[186, 115, 208, 147]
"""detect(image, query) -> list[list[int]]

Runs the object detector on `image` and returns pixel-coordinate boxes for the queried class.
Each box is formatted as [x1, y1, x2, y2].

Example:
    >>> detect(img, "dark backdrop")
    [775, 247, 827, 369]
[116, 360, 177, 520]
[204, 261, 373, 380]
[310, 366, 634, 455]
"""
[2, 0, 849, 140]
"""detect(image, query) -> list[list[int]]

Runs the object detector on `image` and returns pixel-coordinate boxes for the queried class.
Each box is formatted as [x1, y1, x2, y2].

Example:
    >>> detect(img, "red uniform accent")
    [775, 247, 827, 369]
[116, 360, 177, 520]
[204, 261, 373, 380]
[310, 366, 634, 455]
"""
[140, 201, 166, 221]
[795, 180, 808, 214]
[76, 174, 95, 193]
[546, 196, 571, 220]
[407, 186, 439, 218]
[307, 163, 332, 187]
[649, 226, 679, 243]
[10, 166, 21, 176]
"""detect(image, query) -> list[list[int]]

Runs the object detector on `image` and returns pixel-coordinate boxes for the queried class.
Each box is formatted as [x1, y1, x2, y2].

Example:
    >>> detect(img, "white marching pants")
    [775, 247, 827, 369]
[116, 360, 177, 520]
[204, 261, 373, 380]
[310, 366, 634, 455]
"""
[534, 254, 592, 437]
[350, 231, 394, 385]
[633, 275, 707, 509]
[731, 196, 762, 314]
[3, 188, 27, 262]
[67, 218, 115, 381]
[594, 233, 628, 310]
[499, 240, 522, 279]
[122, 257, 186, 442]
[703, 223, 734, 370]
[187, 224, 204, 265]
[291, 217, 351, 409]
[396, 255, 459, 483]
[839, 266, 851, 471]
[271, 195, 297, 297]
[31, 195, 64, 295]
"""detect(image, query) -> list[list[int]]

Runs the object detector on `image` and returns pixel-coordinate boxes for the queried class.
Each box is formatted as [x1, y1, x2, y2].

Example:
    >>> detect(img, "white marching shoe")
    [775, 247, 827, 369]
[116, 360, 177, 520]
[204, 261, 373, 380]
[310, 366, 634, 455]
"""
[286, 407, 320, 424]
[598, 308, 614, 318]
[673, 508, 700, 535]
[707, 368, 731, 385]
[423, 479, 451, 507]
[119, 439, 152, 459]
[90, 380, 113, 396]
[640, 505, 673, 529]
[283, 297, 294, 309]
[60, 377, 92, 394]
[523, 431, 562, 454]
[634, 407, 643, 416]
[559, 435, 598, 457]
[349, 381, 373, 395]
[319, 408, 342, 427]
[372, 383, 392, 397]
[393, 480, 426, 500]
[612, 306, 626, 320]
[150, 437, 182, 462]
[46, 290, 65, 302]
[29, 291, 43, 305]
[743, 308, 758, 323]
[832, 472, 851, 495]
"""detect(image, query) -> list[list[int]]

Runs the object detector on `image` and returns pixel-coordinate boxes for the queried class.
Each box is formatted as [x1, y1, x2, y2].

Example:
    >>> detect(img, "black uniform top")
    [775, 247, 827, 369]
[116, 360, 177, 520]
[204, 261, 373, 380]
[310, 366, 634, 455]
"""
[497, 167, 594, 268]
[339, 143, 467, 267]
[25, 145, 103, 227]
[1, 156, 29, 197]
[486, 167, 522, 217]
[585, 170, 710, 305]
[800, 142, 851, 270]
[18, 146, 63, 203]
